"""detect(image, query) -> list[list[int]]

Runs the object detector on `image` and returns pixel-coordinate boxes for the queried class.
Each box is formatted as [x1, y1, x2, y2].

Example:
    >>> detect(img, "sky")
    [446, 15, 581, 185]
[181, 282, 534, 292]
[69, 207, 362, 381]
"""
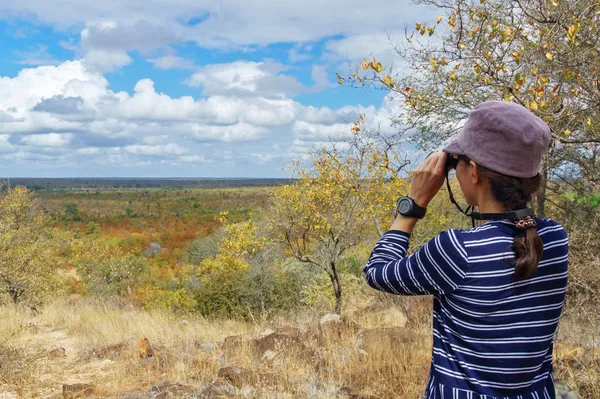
[0, 0, 436, 178]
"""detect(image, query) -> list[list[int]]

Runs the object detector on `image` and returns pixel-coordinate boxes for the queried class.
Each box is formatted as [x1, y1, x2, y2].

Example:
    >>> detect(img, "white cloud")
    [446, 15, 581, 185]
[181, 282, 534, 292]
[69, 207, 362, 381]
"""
[0, 58, 401, 175]
[186, 61, 304, 98]
[19, 133, 73, 147]
[82, 49, 133, 73]
[149, 55, 195, 70]
[0, 1, 435, 49]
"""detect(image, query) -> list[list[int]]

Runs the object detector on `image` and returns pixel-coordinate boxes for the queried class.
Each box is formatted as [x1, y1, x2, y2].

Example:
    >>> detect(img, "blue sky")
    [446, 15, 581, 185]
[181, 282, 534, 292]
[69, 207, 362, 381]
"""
[0, 1, 435, 177]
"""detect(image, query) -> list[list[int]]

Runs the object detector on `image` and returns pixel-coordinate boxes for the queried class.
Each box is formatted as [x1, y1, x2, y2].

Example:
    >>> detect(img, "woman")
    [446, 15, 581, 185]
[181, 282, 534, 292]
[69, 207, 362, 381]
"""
[364, 101, 568, 399]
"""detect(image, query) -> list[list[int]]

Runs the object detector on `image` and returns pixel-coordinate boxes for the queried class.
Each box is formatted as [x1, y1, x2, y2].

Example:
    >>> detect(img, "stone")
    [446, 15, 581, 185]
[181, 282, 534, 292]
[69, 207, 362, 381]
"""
[319, 313, 341, 327]
[555, 381, 579, 399]
[260, 328, 276, 337]
[251, 329, 311, 361]
[319, 313, 344, 340]
[355, 327, 419, 353]
[91, 342, 127, 360]
[48, 347, 66, 360]
[261, 350, 278, 364]
[222, 335, 243, 352]
[378, 308, 408, 328]
[199, 381, 237, 398]
[199, 343, 217, 354]
[180, 320, 190, 326]
[339, 386, 382, 399]
[151, 382, 202, 399]
[62, 383, 94, 399]
[144, 242, 164, 257]
[217, 366, 256, 389]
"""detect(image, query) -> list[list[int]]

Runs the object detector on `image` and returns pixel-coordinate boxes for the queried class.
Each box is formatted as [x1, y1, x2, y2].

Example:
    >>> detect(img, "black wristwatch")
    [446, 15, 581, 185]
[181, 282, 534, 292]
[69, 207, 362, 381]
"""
[396, 196, 427, 219]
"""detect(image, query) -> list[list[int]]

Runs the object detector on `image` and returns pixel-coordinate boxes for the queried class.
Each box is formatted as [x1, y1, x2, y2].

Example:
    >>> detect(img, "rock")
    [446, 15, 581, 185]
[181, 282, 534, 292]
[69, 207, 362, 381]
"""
[555, 381, 579, 399]
[260, 328, 276, 337]
[355, 327, 418, 353]
[62, 383, 94, 399]
[339, 386, 382, 399]
[48, 347, 66, 360]
[378, 308, 408, 328]
[139, 337, 154, 359]
[222, 335, 243, 352]
[217, 366, 256, 389]
[261, 349, 278, 364]
[180, 320, 190, 326]
[144, 242, 164, 257]
[151, 382, 203, 399]
[319, 313, 341, 328]
[251, 329, 311, 361]
[319, 314, 343, 335]
[276, 326, 300, 336]
[200, 343, 217, 354]
[199, 381, 237, 398]
[92, 342, 127, 360]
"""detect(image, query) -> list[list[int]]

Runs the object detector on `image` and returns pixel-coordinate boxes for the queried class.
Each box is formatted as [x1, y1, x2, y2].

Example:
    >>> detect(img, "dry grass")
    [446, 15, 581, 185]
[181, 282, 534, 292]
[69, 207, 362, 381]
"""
[0, 296, 597, 398]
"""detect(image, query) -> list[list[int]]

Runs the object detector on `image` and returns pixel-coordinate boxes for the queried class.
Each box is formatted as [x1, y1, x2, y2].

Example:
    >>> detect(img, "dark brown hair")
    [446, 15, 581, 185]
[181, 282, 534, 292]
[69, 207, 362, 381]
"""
[461, 157, 543, 281]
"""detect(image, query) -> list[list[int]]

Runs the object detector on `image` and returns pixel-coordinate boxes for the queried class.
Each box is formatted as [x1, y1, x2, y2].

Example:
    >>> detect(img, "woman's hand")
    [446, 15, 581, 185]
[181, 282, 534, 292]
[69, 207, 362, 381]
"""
[408, 150, 447, 208]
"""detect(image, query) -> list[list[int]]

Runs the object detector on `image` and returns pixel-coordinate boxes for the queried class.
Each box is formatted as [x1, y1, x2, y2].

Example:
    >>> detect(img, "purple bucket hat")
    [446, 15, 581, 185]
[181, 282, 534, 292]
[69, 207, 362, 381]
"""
[443, 101, 551, 178]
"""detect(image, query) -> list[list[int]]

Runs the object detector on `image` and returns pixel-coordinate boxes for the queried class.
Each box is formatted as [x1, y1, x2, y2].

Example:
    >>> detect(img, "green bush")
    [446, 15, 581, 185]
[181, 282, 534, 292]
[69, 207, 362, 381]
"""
[78, 254, 149, 297]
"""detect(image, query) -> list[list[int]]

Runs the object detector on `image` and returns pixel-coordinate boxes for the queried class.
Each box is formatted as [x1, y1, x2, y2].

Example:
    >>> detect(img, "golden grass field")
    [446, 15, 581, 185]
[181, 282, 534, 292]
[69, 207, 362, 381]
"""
[0, 296, 597, 399]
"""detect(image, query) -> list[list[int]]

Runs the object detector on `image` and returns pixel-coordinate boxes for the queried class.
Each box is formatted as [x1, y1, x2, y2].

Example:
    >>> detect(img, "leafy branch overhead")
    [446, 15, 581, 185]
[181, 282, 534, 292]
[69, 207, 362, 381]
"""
[339, 0, 600, 216]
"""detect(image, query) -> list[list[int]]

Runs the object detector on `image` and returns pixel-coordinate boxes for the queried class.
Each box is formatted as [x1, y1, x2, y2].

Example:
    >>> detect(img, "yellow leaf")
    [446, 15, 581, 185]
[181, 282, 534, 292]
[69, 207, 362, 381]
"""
[428, 27, 435, 36]
[449, 71, 457, 80]
[564, 129, 572, 136]
[448, 16, 456, 29]
[587, 117, 592, 127]
[382, 75, 394, 87]
[337, 79, 344, 85]
[546, 52, 553, 60]
[529, 100, 538, 111]
[429, 58, 439, 71]
[437, 15, 443, 24]
[440, 59, 448, 66]
[551, 0, 559, 6]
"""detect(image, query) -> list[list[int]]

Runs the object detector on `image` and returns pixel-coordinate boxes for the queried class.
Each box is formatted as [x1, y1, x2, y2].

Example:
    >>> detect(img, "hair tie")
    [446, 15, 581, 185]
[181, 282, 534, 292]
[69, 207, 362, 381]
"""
[514, 216, 537, 230]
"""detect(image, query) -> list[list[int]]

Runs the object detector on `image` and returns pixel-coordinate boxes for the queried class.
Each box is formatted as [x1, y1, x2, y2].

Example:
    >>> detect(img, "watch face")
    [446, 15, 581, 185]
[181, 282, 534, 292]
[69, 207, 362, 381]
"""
[398, 198, 412, 214]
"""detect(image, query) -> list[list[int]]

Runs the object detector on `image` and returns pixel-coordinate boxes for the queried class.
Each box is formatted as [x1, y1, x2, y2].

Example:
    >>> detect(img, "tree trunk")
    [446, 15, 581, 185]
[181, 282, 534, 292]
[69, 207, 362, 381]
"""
[537, 155, 548, 218]
[329, 262, 343, 314]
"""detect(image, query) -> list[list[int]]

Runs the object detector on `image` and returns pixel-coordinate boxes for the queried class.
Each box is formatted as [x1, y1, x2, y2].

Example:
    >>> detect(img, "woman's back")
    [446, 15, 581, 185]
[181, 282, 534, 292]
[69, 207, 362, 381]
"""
[430, 217, 568, 398]
[364, 217, 568, 399]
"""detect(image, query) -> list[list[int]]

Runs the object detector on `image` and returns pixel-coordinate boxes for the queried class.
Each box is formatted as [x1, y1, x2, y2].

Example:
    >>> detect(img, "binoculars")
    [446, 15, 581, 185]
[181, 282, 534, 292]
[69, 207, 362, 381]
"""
[444, 153, 461, 173]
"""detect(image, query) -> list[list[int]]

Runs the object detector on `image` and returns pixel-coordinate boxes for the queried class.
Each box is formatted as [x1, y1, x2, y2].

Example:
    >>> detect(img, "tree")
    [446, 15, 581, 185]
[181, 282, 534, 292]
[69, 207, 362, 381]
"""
[64, 202, 81, 221]
[345, 0, 600, 217]
[269, 131, 409, 313]
[0, 186, 70, 306]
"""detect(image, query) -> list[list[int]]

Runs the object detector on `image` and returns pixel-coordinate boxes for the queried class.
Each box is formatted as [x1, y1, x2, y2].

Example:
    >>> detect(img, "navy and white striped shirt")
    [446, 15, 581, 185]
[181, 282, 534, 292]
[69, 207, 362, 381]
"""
[364, 218, 568, 399]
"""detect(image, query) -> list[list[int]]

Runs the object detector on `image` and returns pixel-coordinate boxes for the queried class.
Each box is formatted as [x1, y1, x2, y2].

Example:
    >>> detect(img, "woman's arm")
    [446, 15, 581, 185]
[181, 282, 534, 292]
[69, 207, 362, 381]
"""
[363, 226, 469, 296]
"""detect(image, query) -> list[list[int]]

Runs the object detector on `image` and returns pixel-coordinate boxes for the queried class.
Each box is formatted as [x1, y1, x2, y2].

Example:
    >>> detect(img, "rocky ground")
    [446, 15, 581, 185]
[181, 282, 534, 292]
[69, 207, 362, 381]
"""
[0, 302, 587, 399]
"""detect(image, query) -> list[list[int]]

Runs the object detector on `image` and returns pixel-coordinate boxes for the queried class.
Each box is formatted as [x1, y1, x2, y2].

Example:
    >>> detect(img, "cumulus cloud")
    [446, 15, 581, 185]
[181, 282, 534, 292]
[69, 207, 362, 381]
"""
[0, 58, 401, 175]
[0, 1, 435, 49]
[186, 61, 304, 98]
[149, 55, 195, 70]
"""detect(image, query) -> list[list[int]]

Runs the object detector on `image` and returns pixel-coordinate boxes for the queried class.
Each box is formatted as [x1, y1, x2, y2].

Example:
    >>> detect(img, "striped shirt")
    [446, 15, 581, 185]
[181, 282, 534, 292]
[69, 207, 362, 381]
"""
[364, 218, 568, 399]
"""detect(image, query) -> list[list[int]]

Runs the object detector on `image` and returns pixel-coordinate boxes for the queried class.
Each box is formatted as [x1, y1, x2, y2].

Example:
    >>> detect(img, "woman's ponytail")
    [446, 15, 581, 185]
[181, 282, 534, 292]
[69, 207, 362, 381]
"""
[512, 227, 544, 281]
[476, 163, 543, 281]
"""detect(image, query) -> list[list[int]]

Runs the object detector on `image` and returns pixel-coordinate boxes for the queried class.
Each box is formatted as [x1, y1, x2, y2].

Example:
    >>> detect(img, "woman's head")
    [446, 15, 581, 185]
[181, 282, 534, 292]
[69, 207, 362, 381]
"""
[442, 101, 552, 281]
[450, 154, 541, 211]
